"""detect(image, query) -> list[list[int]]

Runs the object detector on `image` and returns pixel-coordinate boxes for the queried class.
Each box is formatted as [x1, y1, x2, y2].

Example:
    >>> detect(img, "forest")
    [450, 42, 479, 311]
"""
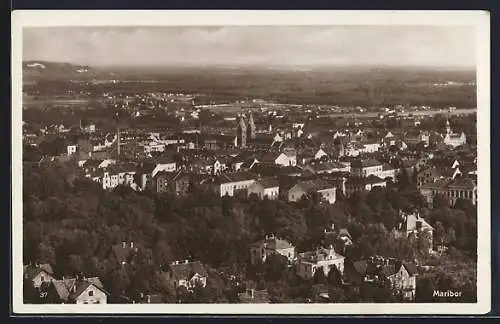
[22, 161, 477, 303]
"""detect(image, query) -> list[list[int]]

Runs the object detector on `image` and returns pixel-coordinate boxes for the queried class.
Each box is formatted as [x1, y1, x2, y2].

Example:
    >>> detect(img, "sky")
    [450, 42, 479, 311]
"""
[23, 26, 476, 68]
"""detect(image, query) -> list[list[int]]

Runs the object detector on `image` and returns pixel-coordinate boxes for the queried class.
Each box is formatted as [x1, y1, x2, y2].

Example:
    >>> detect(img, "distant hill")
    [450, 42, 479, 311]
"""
[23, 61, 114, 83]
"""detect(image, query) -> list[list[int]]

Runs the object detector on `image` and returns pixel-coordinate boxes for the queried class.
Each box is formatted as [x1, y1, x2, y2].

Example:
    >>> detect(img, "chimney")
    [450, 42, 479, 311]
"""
[331, 224, 335, 230]
[122, 241, 126, 248]
[130, 242, 134, 249]
[250, 289, 255, 299]
[140, 292, 144, 299]
[147, 295, 151, 304]
[184, 260, 189, 264]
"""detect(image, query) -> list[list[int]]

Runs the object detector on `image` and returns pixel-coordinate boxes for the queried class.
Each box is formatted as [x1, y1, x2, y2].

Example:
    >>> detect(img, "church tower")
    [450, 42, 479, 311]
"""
[248, 111, 256, 139]
[445, 119, 452, 135]
[237, 115, 247, 148]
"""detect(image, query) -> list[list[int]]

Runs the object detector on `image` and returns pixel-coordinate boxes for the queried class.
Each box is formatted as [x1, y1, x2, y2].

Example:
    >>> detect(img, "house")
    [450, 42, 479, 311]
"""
[314, 148, 329, 160]
[287, 179, 337, 204]
[399, 211, 434, 252]
[416, 166, 442, 188]
[296, 246, 345, 280]
[260, 151, 295, 167]
[164, 260, 208, 290]
[41, 277, 108, 304]
[322, 224, 353, 254]
[247, 178, 280, 200]
[351, 256, 417, 300]
[82, 159, 116, 175]
[152, 170, 192, 195]
[351, 159, 383, 178]
[137, 159, 178, 190]
[379, 163, 399, 181]
[97, 164, 137, 190]
[250, 234, 295, 265]
[208, 171, 258, 197]
[24, 263, 55, 288]
[344, 175, 387, 197]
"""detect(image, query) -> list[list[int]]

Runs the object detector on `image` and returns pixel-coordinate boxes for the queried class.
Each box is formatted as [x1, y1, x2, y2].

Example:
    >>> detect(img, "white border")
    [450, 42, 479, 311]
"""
[11, 10, 491, 315]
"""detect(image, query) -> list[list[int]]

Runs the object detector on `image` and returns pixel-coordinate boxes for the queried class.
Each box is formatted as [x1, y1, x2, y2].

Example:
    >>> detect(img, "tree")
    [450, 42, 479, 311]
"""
[327, 265, 342, 287]
[264, 253, 288, 282]
[313, 268, 327, 284]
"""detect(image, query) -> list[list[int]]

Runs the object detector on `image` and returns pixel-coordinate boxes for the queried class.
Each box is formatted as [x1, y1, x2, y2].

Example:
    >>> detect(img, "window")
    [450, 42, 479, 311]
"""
[40, 275, 45, 281]
[89, 291, 94, 297]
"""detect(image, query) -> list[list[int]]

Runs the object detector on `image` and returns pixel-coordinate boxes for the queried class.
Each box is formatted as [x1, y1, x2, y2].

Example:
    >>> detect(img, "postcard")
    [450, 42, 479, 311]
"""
[12, 10, 490, 314]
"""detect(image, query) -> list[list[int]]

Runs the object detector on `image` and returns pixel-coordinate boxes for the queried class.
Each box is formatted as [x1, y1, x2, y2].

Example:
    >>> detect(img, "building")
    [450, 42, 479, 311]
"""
[352, 256, 417, 300]
[41, 277, 108, 304]
[237, 115, 248, 148]
[305, 161, 350, 175]
[399, 211, 434, 252]
[287, 179, 337, 204]
[164, 260, 208, 290]
[344, 175, 387, 197]
[420, 177, 477, 206]
[24, 263, 55, 289]
[208, 171, 258, 197]
[247, 178, 280, 200]
[351, 159, 383, 178]
[443, 119, 467, 148]
[250, 234, 295, 265]
[152, 170, 192, 195]
[296, 246, 345, 280]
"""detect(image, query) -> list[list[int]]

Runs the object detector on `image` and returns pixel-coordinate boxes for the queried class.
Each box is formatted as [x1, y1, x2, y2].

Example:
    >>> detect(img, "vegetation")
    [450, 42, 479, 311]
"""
[23, 160, 477, 303]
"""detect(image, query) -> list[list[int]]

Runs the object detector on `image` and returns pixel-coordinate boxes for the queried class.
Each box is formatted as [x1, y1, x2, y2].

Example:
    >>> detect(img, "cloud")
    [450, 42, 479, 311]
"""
[23, 26, 476, 68]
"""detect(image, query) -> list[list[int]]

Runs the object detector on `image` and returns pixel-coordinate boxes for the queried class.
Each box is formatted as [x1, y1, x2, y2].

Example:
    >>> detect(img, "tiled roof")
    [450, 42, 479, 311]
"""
[252, 236, 294, 250]
[169, 261, 208, 281]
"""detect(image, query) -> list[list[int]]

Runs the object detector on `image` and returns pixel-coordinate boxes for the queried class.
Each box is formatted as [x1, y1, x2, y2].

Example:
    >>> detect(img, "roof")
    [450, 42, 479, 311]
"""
[298, 247, 344, 264]
[308, 162, 347, 173]
[51, 277, 106, 302]
[169, 261, 208, 281]
[69, 277, 106, 300]
[295, 179, 335, 193]
[252, 236, 294, 250]
[212, 171, 258, 185]
[447, 177, 476, 189]
[24, 264, 54, 280]
[254, 178, 280, 189]
[351, 159, 382, 169]
[260, 152, 284, 163]
[347, 175, 386, 186]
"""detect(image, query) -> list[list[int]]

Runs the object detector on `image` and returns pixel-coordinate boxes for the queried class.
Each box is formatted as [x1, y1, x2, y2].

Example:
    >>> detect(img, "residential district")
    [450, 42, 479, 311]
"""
[22, 93, 477, 304]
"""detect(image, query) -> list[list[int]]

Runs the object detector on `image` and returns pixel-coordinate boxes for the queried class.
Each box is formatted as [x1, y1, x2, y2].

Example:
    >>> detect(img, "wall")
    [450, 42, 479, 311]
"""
[75, 285, 107, 304]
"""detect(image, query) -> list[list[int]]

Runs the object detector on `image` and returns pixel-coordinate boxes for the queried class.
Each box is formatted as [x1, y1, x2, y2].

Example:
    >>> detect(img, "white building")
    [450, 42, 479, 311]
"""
[247, 178, 280, 200]
[443, 119, 467, 148]
[296, 246, 345, 280]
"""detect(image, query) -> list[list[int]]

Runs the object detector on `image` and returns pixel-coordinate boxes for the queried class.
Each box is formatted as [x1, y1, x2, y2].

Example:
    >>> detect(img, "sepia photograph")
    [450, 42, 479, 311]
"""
[12, 10, 490, 314]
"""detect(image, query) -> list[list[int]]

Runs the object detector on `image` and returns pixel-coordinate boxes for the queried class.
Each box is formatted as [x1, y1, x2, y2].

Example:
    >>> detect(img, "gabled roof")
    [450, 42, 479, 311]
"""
[169, 261, 208, 281]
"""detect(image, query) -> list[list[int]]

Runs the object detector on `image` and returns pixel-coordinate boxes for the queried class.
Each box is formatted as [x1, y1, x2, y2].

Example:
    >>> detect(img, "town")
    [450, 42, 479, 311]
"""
[22, 62, 478, 304]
